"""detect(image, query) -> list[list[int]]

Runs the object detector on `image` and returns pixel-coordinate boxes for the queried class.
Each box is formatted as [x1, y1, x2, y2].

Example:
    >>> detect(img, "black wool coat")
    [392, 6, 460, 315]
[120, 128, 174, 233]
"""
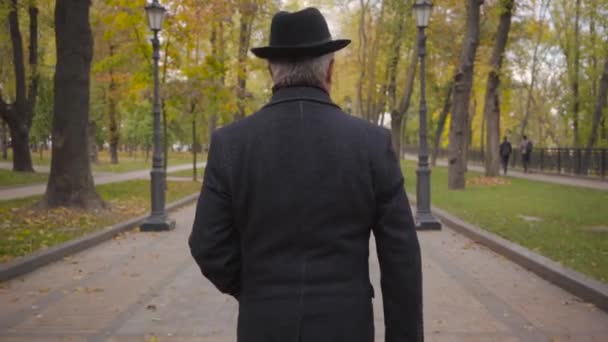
[189, 86, 423, 342]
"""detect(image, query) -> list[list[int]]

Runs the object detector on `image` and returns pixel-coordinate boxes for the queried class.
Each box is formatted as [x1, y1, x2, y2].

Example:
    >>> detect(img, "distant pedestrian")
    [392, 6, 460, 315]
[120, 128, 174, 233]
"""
[520, 135, 533, 173]
[499, 136, 512, 175]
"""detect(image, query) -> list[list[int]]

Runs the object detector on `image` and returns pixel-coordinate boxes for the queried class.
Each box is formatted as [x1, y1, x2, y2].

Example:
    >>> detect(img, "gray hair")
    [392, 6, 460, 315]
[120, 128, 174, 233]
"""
[269, 53, 334, 88]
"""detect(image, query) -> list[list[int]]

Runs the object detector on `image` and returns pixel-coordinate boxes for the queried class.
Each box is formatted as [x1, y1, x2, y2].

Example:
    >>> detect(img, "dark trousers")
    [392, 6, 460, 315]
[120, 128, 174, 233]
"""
[501, 155, 510, 175]
[522, 153, 531, 173]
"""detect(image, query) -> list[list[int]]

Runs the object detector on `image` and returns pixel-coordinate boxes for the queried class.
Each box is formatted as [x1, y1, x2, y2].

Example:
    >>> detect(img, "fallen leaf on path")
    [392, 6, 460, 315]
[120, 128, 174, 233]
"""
[462, 242, 475, 250]
[38, 288, 51, 294]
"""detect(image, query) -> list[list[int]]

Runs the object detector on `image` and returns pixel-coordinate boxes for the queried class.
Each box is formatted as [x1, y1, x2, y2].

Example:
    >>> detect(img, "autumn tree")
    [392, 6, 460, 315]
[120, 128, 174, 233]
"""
[235, 0, 258, 121]
[447, 0, 483, 189]
[41, 0, 103, 209]
[483, 0, 514, 177]
[0, 0, 39, 172]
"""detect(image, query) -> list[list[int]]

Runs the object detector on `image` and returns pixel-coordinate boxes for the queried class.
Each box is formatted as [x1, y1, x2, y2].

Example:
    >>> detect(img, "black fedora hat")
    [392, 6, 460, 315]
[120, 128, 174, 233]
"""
[251, 7, 350, 60]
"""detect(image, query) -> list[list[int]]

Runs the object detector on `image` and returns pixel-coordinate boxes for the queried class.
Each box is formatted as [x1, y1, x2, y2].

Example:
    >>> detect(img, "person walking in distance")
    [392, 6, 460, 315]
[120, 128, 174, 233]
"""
[499, 136, 512, 175]
[188, 8, 423, 342]
[520, 135, 533, 173]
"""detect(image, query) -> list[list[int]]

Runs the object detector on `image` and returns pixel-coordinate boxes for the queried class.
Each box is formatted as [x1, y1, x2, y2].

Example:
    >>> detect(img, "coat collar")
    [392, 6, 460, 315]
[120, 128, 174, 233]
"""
[263, 86, 341, 110]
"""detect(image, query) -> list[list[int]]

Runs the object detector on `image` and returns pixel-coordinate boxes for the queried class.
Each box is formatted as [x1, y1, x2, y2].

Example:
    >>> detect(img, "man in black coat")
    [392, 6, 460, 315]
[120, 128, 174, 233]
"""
[189, 8, 423, 342]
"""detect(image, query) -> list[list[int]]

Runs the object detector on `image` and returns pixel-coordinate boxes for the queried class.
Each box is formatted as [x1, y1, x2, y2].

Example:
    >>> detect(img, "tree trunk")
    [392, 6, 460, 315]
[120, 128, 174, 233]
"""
[432, 82, 453, 166]
[190, 101, 197, 182]
[7, 122, 33, 172]
[571, 0, 581, 147]
[392, 30, 419, 157]
[483, 0, 514, 177]
[520, 0, 549, 138]
[0, 122, 6, 160]
[364, 0, 385, 121]
[108, 47, 119, 165]
[584, 56, 608, 164]
[145, 144, 150, 162]
[41, 0, 103, 209]
[480, 104, 485, 158]
[464, 92, 477, 170]
[356, 0, 370, 119]
[88, 120, 98, 163]
[235, 1, 256, 121]
[385, 1, 408, 155]
[0, 1, 38, 172]
[448, 0, 482, 190]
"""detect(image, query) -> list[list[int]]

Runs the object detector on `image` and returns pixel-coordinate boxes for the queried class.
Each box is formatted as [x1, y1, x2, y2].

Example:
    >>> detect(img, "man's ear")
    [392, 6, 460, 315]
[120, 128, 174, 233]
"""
[326, 59, 335, 85]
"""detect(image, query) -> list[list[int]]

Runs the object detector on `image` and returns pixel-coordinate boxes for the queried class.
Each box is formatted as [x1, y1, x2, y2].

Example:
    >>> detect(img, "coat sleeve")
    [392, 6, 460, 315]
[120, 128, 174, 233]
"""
[371, 129, 423, 342]
[188, 132, 241, 298]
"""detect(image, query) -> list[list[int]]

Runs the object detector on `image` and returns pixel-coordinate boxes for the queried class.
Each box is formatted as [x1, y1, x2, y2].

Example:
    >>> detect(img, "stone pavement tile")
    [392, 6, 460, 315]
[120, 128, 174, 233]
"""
[421, 257, 511, 334]
[420, 229, 608, 338]
[111, 263, 237, 339]
[0, 229, 152, 318]
[0, 206, 196, 338]
[10, 236, 191, 335]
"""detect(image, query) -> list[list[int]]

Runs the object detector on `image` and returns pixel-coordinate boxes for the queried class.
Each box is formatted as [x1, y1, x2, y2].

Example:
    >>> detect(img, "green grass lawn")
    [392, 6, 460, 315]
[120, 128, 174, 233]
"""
[0, 169, 48, 188]
[402, 160, 608, 283]
[169, 166, 205, 179]
[0, 179, 200, 263]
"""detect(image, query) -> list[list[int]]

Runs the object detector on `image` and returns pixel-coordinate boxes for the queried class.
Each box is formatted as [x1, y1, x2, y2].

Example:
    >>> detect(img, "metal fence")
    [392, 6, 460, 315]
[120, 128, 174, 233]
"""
[403, 146, 608, 178]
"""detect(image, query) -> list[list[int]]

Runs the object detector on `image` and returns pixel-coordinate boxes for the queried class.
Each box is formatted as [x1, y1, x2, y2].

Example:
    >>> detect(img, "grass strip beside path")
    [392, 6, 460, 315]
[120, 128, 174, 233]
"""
[0, 180, 200, 263]
[0, 169, 48, 188]
[402, 161, 608, 283]
[20, 150, 203, 173]
[169, 167, 205, 179]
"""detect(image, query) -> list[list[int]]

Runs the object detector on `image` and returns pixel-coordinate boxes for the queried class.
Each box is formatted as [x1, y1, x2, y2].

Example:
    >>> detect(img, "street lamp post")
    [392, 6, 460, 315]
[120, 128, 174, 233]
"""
[413, 0, 441, 230]
[141, 0, 175, 232]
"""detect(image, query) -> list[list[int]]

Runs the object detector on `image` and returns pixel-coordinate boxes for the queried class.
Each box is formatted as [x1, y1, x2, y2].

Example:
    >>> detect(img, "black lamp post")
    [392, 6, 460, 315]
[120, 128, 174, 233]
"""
[141, 0, 175, 232]
[413, 0, 441, 230]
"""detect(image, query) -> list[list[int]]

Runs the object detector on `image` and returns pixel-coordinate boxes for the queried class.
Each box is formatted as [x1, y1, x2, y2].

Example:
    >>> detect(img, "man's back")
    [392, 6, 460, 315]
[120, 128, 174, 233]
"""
[190, 86, 422, 342]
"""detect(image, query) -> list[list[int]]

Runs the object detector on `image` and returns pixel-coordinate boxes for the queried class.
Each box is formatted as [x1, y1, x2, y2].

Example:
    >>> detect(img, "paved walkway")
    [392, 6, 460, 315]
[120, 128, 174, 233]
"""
[404, 154, 608, 191]
[0, 162, 51, 173]
[0, 204, 606, 341]
[0, 163, 206, 201]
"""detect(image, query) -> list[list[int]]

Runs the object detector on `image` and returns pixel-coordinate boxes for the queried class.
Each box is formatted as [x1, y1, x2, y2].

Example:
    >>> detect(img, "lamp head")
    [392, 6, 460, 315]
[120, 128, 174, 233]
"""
[413, 0, 433, 28]
[145, 0, 167, 32]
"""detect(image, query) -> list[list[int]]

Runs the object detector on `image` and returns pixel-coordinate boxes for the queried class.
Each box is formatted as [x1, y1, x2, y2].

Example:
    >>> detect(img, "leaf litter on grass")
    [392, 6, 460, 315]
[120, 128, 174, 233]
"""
[0, 201, 146, 263]
[466, 176, 512, 187]
[1, 180, 199, 263]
